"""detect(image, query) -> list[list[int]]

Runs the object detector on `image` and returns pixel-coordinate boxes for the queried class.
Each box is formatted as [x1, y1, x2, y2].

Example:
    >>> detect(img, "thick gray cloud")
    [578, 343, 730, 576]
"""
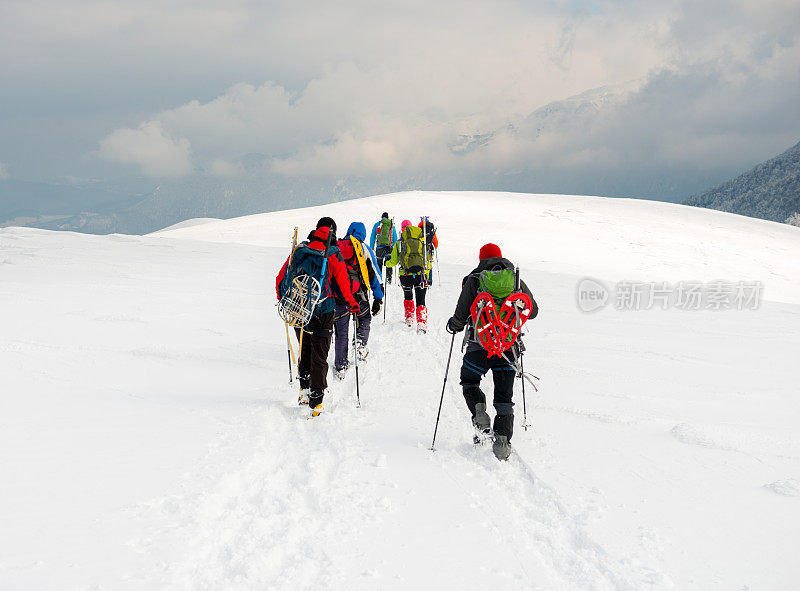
[1, 0, 798, 195]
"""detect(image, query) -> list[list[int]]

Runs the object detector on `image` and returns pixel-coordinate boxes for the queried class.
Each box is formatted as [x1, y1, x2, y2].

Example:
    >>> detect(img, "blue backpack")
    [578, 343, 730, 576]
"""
[279, 243, 338, 316]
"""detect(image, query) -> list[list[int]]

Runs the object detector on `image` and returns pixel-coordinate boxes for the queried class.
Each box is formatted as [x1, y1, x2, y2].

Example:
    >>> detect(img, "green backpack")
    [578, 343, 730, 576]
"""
[377, 218, 393, 246]
[399, 226, 425, 273]
[475, 269, 516, 341]
[478, 268, 515, 305]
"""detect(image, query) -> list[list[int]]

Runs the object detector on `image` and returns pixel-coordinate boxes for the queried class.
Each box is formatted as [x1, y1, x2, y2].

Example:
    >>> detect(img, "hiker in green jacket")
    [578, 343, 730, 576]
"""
[385, 219, 432, 333]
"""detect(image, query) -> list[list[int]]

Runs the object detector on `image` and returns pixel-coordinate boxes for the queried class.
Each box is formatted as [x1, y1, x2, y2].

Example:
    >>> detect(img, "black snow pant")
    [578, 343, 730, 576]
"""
[459, 347, 516, 440]
[400, 273, 427, 306]
[295, 311, 334, 408]
[375, 245, 393, 283]
[333, 305, 371, 371]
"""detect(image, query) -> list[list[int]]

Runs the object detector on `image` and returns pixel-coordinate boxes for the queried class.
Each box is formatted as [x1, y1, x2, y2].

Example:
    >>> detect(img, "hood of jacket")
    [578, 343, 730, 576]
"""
[346, 222, 367, 242]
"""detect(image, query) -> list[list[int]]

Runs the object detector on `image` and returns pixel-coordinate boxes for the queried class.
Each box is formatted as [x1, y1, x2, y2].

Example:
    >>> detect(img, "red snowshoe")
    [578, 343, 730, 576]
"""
[470, 291, 533, 357]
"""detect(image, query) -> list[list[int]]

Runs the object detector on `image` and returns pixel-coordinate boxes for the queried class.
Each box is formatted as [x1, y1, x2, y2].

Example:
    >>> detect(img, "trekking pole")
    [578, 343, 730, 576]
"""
[421, 216, 428, 285]
[520, 356, 529, 431]
[383, 273, 388, 324]
[284, 322, 296, 383]
[353, 313, 361, 408]
[435, 247, 442, 290]
[284, 226, 299, 384]
[430, 331, 457, 451]
[297, 327, 305, 375]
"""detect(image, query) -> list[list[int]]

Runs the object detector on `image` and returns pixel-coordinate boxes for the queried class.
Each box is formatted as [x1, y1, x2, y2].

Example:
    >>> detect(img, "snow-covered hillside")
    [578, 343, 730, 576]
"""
[2, 191, 799, 590]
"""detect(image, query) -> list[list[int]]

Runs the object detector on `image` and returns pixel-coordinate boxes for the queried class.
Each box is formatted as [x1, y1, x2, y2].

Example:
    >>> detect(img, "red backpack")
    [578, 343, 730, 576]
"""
[337, 238, 368, 303]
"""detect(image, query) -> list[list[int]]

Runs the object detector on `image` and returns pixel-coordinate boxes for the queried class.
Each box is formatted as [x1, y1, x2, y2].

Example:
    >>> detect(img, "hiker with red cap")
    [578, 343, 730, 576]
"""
[445, 243, 538, 460]
[385, 219, 431, 333]
[276, 217, 360, 417]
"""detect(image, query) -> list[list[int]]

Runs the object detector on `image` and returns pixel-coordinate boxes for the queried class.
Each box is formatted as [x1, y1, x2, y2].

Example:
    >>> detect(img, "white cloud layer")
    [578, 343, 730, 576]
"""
[99, 122, 192, 177]
[0, 162, 9, 180]
[3, 0, 799, 184]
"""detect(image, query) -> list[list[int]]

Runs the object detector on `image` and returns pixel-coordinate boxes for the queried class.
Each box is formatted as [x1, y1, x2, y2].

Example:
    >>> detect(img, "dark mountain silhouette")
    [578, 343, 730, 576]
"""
[685, 141, 800, 223]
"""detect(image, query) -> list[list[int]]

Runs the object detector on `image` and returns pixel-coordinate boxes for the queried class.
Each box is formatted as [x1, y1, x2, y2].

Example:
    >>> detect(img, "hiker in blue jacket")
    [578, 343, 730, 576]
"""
[370, 213, 398, 285]
[333, 222, 385, 378]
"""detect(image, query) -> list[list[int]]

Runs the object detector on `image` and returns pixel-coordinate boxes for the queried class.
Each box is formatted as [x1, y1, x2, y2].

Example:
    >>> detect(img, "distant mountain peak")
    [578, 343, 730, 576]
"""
[684, 141, 800, 223]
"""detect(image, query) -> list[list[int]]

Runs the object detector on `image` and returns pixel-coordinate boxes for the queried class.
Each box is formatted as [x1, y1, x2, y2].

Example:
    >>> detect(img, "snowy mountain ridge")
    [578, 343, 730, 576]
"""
[685, 140, 800, 223]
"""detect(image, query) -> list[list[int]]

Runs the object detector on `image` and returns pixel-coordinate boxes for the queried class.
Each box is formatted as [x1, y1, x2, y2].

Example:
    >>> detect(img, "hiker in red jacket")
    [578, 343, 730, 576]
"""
[276, 217, 360, 416]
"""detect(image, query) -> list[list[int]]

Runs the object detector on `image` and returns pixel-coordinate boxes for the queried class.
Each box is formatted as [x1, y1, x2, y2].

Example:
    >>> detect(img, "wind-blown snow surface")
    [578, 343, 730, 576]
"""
[2, 191, 799, 590]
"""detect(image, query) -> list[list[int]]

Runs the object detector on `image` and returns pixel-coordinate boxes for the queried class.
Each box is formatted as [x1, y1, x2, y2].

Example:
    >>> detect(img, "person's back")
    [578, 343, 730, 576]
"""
[275, 217, 360, 416]
[398, 224, 426, 274]
[386, 219, 430, 332]
[332, 222, 384, 378]
[446, 243, 538, 460]
[370, 213, 397, 284]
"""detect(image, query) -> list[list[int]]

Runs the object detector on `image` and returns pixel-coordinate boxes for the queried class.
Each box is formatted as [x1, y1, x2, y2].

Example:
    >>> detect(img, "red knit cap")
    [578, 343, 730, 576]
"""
[479, 243, 502, 260]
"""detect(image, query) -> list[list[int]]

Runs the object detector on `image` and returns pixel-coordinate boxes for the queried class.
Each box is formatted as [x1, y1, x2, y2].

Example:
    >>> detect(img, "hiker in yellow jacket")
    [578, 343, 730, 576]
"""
[385, 219, 434, 333]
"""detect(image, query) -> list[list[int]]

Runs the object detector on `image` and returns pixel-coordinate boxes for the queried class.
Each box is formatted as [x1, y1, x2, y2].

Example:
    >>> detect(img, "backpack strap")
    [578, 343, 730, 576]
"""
[349, 236, 370, 287]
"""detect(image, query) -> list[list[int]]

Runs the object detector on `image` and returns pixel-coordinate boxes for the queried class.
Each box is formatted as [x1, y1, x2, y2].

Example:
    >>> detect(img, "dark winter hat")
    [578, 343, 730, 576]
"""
[381, 212, 388, 219]
[316, 216, 337, 238]
[479, 243, 502, 260]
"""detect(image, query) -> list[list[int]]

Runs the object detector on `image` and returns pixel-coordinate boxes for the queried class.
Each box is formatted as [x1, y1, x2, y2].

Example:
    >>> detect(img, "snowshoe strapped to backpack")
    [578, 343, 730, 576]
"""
[469, 268, 533, 358]
[399, 225, 425, 274]
[278, 243, 336, 324]
[421, 219, 436, 253]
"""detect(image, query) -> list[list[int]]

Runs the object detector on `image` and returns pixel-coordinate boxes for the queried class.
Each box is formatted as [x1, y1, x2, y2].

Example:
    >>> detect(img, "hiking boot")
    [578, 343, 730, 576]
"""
[298, 374, 311, 391]
[309, 403, 324, 418]
[492, 435, 512, 461]
[416, 305, 428, 333]
[472, 402, 491, 432]
[298, 389, 310, 405]
[308, 389, 325, 410]
[357, 344, 369, 361]
[403, 300, 415, 326]
[333, 364, 348, 380]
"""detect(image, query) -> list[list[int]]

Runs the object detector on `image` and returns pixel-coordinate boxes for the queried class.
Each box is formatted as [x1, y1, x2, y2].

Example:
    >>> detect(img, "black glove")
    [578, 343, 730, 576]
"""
[446, 317, 461, 334]
[371, 299, 382, 316]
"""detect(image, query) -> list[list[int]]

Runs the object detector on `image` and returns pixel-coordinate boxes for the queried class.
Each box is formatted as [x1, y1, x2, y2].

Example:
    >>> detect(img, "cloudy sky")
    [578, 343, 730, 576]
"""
[1, 0, 798, 196]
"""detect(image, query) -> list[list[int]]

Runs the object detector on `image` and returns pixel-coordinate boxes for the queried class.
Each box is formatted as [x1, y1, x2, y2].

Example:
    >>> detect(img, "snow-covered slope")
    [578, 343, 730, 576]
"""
[2, 191, 800, 590]
[150, 217, 222, 233]
[154, 191, 800, 304]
